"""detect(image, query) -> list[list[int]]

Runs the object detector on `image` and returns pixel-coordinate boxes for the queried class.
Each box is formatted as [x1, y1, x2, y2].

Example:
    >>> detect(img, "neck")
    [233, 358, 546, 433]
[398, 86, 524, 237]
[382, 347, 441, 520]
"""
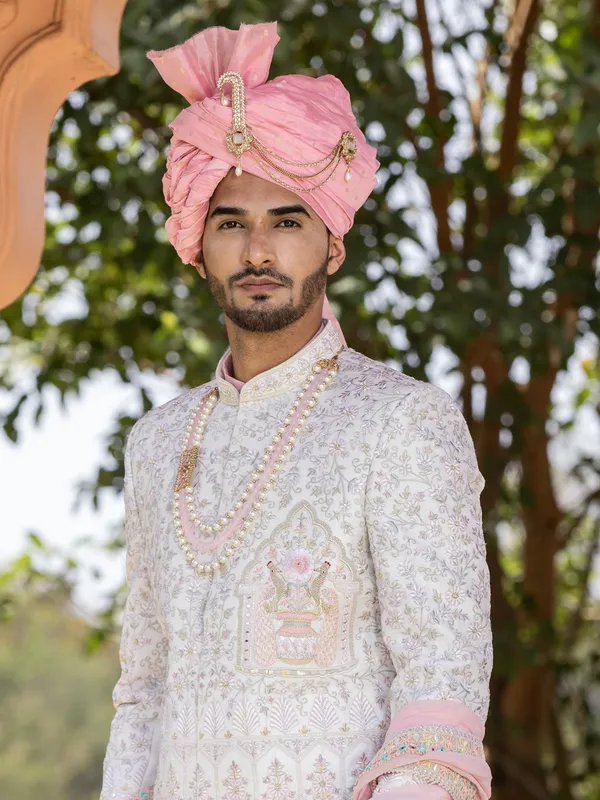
[225, 306, 324, 384]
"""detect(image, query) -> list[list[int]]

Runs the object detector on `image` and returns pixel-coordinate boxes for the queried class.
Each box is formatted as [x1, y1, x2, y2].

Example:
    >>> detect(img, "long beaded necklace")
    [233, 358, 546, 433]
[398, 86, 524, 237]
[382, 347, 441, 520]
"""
[172, 351, 342, 578]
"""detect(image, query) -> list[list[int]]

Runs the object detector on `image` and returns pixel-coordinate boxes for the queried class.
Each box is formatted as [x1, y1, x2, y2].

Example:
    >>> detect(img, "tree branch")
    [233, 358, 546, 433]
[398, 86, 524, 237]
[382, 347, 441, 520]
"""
[414, 0, 452, 253]
[499, 0, 540, 183]
[472, 44, 491, 151]
[415, 0, 442, 127]
[521, 369, 561, 621]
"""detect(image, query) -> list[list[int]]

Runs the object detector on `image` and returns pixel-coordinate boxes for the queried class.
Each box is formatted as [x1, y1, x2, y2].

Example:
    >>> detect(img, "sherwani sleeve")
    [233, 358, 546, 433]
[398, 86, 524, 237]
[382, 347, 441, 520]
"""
[360, 383, 493, 799]
[101, 423, 168, 800]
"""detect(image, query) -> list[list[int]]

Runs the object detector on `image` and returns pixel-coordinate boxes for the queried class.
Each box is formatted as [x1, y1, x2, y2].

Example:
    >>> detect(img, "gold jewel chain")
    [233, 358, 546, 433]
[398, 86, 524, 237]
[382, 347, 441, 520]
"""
[253, 131, 356, 169]
[252, 136, 342, 168]
[249, 149, 343, 193]
[252, 138, 342, 180]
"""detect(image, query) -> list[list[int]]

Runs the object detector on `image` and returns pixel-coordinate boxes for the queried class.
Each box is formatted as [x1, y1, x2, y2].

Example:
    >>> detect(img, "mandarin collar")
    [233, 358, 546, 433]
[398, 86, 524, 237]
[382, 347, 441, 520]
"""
[215, 321, 344, 405]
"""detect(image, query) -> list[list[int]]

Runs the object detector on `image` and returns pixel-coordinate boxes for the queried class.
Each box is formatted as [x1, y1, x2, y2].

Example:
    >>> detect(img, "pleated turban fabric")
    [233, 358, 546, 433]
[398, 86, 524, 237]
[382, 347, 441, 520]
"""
[147, 21, 379, 265]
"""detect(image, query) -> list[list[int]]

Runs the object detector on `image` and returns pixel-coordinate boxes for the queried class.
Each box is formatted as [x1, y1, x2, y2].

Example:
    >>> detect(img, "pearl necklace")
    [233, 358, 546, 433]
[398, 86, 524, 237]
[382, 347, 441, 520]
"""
[172, 352, 342, 577]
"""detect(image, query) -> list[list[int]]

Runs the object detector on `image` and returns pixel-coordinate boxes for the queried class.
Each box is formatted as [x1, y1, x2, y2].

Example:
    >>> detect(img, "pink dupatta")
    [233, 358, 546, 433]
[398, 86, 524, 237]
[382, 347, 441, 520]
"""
[352, 700, 492, 800]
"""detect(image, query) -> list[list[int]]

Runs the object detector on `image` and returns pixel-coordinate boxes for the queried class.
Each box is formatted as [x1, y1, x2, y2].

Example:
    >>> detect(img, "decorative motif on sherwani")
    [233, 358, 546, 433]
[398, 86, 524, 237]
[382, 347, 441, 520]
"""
[306, 753, 343, 798]
[237, 502, 361, 674]
[260, 757, 297, 800]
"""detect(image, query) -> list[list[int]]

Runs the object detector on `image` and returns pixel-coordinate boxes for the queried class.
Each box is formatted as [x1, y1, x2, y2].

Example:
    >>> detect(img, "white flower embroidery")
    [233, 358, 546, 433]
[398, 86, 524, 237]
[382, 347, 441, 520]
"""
[283, 548, 314, 582]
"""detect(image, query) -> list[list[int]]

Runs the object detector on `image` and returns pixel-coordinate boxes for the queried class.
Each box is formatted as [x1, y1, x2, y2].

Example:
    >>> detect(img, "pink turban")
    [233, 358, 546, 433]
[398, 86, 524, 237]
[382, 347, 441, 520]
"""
[147, 22, 379, 335]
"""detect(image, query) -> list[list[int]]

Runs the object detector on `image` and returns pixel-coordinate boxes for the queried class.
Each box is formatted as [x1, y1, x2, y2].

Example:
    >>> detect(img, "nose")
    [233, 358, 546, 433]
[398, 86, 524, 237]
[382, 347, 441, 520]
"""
[242, 224, 276, 269]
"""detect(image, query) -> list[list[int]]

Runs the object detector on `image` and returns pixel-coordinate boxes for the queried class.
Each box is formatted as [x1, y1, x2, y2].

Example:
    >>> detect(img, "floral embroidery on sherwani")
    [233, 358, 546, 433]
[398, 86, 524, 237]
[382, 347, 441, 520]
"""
[306, 753, 342, 798]
[189, 764, 212, 799]
[100, 321, 492, 800]
[222, 760, 252, 799]
[260, 757, 296, 799]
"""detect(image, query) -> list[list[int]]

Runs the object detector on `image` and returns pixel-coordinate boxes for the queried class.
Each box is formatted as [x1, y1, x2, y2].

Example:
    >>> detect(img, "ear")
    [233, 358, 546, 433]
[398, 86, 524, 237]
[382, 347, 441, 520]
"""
[326, 235, 345, 277]
[194, 251, 207, 279]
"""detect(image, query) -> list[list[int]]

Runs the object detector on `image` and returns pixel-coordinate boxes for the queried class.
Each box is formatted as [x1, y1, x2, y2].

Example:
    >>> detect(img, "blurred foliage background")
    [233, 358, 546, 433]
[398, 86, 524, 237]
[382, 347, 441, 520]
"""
[0, 590, 119, 800]
[1, 0, 600, 798]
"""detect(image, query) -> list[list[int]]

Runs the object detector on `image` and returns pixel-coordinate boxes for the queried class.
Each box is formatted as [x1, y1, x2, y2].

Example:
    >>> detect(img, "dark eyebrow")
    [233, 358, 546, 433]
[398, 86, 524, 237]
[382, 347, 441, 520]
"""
[209, 205, 247, 218]
[267, 204, 311, 218]
[209, 203, 312, 220]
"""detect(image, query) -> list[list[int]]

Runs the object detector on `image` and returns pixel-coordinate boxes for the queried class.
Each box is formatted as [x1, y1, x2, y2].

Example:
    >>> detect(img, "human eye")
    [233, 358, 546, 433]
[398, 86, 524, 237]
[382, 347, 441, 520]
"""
[277, 219, 301, 229]
[219, 220, 242, 230]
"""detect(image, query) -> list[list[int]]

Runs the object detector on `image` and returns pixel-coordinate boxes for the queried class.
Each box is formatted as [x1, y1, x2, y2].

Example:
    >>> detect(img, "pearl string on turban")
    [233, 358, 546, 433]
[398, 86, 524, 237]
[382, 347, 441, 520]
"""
[147, 22, 379, 337]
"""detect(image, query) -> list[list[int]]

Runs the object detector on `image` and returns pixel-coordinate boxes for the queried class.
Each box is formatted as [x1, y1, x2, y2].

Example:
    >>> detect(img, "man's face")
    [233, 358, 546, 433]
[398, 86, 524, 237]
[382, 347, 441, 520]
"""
[197, 170, 345, 333]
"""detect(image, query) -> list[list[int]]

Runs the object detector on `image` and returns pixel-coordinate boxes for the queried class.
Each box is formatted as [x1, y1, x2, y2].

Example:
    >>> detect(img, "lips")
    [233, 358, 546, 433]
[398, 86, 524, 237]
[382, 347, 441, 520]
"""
[238, 279, 284, 292]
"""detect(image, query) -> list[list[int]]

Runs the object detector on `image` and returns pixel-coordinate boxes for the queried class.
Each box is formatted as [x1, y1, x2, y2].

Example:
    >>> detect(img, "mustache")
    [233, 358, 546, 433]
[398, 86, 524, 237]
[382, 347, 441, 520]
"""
[229, 267, 293, 289]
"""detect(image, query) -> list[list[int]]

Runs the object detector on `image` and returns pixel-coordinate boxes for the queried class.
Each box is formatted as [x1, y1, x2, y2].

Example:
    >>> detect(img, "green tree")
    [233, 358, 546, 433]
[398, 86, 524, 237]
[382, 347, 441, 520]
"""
[1, 1, 599, 797]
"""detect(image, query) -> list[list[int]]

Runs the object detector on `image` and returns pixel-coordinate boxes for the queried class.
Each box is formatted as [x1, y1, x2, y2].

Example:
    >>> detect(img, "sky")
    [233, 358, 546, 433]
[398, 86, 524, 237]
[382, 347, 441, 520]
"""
[0, 370, 181, 612]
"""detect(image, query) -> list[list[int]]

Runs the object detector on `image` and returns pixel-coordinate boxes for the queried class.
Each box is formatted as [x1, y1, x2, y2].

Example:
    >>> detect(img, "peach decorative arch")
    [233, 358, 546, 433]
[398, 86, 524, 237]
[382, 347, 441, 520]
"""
[0, 0, 129, 309]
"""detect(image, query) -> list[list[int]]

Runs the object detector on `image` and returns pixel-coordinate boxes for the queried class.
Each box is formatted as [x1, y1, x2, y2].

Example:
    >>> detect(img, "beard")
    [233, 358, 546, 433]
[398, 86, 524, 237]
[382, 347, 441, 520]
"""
[203, 257, 329, 333]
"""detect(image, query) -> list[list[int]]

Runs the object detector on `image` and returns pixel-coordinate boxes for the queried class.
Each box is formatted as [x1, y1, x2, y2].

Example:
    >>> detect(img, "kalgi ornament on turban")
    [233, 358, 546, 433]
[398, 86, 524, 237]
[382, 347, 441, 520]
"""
[147, 21, 379, 266]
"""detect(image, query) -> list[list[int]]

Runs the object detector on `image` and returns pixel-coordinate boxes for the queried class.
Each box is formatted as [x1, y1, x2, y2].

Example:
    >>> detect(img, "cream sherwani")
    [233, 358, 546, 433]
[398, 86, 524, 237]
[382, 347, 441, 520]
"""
[100, 321, 492, 800]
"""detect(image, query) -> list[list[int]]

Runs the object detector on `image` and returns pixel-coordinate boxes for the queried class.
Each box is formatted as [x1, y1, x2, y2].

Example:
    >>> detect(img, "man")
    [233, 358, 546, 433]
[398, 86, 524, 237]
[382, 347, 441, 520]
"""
[100, 21, 493, 800]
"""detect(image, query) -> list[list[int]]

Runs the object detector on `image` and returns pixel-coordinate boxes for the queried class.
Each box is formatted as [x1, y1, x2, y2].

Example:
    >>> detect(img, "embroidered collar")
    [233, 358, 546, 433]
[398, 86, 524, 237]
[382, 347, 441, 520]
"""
[215, 320, 344, 405]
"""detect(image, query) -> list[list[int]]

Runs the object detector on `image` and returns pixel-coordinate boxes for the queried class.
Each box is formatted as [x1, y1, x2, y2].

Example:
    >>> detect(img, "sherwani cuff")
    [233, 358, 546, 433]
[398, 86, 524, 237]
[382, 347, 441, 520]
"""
[352, 700, 492, 800]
